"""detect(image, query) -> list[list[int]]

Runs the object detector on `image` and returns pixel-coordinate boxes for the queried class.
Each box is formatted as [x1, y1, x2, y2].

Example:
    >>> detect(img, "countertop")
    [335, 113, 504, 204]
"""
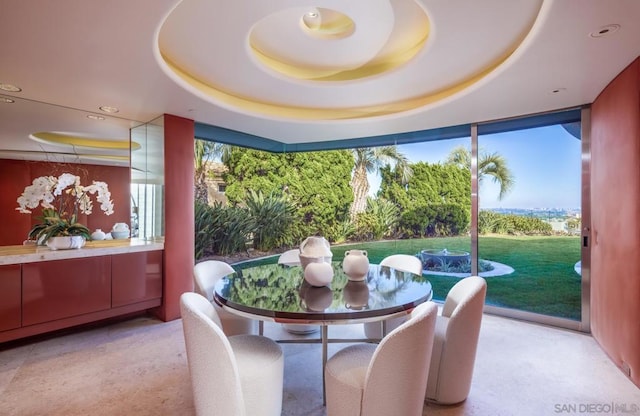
[0, 238, 164, 265]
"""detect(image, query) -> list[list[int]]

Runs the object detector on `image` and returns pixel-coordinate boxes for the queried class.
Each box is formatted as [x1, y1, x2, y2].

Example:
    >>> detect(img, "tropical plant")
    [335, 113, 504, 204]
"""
[446, 146, 515, 200]
[194, 200, 215, 260]
[366, 197, 400, 238]
[349, 146, 412, 220]
[352, 197, 400, 241]
[324, 220, 354, 244]
[16, 173, 114, 244]
[196, 201, 255, 256]
[245, 189, 296, 251]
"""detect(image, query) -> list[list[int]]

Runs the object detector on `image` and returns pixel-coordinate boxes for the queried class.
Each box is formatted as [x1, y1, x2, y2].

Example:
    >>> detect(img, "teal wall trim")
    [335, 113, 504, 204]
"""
[194, 107, 582, 152]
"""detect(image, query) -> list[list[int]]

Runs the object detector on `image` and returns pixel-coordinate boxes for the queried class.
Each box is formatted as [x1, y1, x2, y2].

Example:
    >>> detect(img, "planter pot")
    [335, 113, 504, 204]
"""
[46, 236, 86, 250]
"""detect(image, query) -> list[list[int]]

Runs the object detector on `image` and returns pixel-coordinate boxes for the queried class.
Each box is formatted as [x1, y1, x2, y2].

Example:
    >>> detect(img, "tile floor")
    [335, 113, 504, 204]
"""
[0, 312, 638, 415]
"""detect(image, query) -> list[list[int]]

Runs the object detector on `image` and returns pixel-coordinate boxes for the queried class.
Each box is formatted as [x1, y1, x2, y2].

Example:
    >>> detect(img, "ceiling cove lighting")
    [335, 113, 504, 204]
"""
[0, 83, 22, 92]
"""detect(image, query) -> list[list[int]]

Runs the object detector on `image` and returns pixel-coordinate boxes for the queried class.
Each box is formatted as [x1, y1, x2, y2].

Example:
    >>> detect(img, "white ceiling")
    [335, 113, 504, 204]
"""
[1, 0, 639, 165]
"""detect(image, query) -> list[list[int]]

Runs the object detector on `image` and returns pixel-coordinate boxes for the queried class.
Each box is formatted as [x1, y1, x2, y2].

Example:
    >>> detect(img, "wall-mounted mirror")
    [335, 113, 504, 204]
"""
[0, 95, 165, 244]
[0, 95, 138, 165]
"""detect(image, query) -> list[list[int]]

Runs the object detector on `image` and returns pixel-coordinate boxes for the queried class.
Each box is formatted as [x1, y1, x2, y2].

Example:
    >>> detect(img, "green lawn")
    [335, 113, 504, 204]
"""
[233, 235, 582, 321]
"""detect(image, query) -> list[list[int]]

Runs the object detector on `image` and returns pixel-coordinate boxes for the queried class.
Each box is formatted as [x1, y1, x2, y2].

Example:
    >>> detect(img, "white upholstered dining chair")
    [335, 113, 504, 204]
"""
[193, 260, 257, 336]
[363, 254, 424, 339]
[325, 301, 438, 416]
[426, 275, 487, 404]
[277, 248, 301, 266]
[180, 292, 284, 416]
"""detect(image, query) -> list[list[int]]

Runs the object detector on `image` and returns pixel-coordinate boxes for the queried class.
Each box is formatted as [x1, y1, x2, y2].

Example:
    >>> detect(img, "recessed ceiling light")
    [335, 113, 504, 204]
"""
[550, 88, 566, 94]
[1, 97, 15, 103]
[87, 114, 106, 120]
[589, 24, 620, 38]
[99, 105, 119, 113]
[0, 83, 22, 92]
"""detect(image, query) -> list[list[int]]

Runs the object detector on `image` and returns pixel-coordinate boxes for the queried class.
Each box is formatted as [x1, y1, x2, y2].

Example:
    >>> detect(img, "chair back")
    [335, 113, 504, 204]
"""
[193, 260, 235, 301]
[361, 301, 438, 416]
[429, 276, 487, 403]
[442, 275, 487, 323]
[379, 254, 423, 275]
[180, 292, 245, 416]
[277, 249, 301, 266]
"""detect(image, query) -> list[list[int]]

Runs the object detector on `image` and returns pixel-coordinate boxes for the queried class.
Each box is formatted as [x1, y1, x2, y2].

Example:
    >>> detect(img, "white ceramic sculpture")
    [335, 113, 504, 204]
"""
[303, 261, 334, 287]
[342, 249, 369, 281]
[299, 236, 333, 269]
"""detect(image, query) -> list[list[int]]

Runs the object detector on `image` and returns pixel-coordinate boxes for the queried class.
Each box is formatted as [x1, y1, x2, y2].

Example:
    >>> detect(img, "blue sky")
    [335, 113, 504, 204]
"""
[368, 124, 582, 209]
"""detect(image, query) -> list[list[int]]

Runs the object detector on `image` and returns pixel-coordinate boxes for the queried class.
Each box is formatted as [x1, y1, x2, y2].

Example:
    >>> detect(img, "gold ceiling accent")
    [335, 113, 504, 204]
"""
[159, 1, 544, 120]
[30, 132, 141, 151]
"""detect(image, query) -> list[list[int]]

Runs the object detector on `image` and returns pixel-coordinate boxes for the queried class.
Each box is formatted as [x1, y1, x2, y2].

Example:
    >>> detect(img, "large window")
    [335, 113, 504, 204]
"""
[195, 108, 588, 330]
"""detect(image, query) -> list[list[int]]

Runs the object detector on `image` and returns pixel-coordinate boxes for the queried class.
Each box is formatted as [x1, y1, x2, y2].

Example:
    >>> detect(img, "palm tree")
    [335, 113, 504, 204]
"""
[446, 146, 514, 200]
[350, 146, 412, 219]
[194, 140, 230, 204]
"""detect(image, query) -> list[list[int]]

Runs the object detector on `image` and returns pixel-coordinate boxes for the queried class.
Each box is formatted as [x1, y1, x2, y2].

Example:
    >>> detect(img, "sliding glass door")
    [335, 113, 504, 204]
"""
[476, 122, 583, 324]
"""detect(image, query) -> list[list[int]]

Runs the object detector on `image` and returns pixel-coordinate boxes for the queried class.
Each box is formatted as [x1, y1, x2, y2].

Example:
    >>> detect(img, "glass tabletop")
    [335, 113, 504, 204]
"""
[214, 262, 432, 323]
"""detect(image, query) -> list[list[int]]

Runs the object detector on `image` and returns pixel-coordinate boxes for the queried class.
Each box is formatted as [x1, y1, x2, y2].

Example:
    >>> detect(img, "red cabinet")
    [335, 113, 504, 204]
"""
[112, 251, 163, 307]
[0, 249, 163, 343]
[0, 264, 21, 331]
[22, 256, 112, 326]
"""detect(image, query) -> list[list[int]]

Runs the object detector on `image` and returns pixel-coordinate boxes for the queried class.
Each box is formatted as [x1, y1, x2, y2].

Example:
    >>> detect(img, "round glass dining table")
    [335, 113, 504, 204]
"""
[214, 261, 432, 404]
[214, 262, 432, 325]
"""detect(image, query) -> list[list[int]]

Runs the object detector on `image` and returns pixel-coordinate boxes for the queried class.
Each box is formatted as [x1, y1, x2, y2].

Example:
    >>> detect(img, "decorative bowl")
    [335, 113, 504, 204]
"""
[111, 230, 130, 240]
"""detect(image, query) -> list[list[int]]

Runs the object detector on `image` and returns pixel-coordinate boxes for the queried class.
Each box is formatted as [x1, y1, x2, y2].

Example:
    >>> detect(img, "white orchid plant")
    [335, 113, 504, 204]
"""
[16, 173, 114, 244]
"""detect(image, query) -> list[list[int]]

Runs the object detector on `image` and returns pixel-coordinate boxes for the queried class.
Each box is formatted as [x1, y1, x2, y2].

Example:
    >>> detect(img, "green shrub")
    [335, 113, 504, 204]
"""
[479, 210, 552, 235]
[352, 212, 381, 241]
[398, 203, 469, 238]
[245, 190, 296, 251]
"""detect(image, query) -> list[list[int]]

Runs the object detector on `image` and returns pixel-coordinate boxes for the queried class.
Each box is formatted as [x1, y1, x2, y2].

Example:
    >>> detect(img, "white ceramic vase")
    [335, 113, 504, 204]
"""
[91, 229, 106, 240]
[342, 249, 369, 281]
[299, 236, 333, 269]
[303, 261, 334, 287]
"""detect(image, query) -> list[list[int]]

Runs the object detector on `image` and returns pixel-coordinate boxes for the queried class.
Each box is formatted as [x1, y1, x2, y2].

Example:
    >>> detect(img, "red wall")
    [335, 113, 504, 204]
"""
[157, 114, 195, 321]
[0, 160, 130, 246]
[591, 56, 640, 387]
